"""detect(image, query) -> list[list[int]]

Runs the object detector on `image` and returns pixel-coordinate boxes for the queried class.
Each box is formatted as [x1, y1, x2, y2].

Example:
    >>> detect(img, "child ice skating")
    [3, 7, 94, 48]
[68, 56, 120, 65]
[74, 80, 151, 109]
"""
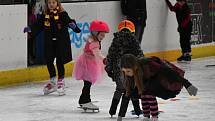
[105, 20, 144, 120]
[120, 54, 198, 121]
[73, 20, 109, 110]
[24, 0, 81, 95]
[165, 0, 193, 62]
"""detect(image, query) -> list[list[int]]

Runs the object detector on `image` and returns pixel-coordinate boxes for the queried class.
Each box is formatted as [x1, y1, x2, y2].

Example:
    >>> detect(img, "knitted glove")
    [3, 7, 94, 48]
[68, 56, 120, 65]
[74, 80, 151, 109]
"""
[68, 22, 76, 29]
[186, 85, 198, 96]
[23, 26, 31, 33]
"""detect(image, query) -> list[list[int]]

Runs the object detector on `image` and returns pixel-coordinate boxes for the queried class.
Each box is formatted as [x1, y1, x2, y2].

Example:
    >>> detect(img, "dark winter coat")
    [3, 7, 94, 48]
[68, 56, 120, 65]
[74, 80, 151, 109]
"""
[105, 31, 144, 82]
[138, 56, 192, 99]
[121, 0, 147, 22]
[30, 11, 73, 64]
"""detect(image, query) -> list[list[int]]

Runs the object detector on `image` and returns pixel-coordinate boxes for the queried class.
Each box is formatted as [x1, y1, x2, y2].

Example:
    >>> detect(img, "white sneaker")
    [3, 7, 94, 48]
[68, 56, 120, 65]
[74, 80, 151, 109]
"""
[81, 102, 99, 110]
[56, 78, 65, 96]
[43, 77, 56, 95]
[142, 117, 150, 121]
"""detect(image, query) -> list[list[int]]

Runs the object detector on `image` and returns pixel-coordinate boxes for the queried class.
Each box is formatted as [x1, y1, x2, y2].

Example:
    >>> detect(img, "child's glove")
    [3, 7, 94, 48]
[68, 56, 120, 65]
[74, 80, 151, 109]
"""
[23, 26, 31, 33]
[103, 58, 107, 65]
[68, 22, 76, 29]
[186, 85, 198, 96]
[68, 20, 81, 33]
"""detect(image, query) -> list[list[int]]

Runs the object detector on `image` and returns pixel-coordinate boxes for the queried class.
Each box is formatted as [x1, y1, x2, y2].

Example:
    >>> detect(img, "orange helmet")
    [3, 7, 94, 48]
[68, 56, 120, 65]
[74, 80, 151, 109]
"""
[118, 20, 135, 32]
[89, 20, 110, 33]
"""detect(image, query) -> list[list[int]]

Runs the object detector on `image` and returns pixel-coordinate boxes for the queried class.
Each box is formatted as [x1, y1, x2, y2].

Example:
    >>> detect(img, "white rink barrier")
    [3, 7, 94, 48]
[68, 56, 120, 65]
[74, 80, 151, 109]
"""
[0, 4, 27, 71]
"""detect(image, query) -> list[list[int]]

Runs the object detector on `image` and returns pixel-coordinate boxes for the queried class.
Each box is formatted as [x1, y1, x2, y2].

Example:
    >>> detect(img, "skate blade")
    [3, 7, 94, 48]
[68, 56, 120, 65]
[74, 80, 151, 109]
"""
[78, 107, 99, 112]
[177, 60, 191, 64]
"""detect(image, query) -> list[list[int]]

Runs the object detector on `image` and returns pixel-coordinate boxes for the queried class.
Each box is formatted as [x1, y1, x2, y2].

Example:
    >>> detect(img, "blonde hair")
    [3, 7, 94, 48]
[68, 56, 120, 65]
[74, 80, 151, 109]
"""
[44, 0, 64, 14]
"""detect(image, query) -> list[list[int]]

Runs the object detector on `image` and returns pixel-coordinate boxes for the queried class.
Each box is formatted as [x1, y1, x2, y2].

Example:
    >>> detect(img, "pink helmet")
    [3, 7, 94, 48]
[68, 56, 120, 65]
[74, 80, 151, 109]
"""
[89, 20, 110, 33]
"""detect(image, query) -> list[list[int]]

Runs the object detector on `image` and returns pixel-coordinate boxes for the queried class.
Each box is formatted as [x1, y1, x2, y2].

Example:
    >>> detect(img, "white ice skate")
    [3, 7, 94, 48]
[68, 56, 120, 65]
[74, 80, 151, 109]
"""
[80, 102, 99, 112]
[56, 78, 65, 96]
[43, 77, 57, 95]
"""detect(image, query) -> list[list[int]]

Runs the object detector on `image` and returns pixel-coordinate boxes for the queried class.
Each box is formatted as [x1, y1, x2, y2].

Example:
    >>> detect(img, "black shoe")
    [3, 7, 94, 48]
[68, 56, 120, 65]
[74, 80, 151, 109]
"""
[177, 55, 191, 62]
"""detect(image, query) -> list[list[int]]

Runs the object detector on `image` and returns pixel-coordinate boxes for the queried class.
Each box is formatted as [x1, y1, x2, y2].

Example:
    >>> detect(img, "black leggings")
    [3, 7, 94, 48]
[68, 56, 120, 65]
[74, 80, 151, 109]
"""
[47, 59, 65, 78]
[79, 80, 92, 104]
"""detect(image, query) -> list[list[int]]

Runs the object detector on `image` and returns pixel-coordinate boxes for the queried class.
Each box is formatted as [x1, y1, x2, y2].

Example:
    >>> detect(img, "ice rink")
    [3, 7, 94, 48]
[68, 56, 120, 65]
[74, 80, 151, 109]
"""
[0, 57, 215, 121]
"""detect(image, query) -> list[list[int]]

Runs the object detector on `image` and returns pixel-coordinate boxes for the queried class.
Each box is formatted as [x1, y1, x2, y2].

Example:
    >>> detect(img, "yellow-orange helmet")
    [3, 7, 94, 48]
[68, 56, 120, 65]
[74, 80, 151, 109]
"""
[118, 20, 135, 32]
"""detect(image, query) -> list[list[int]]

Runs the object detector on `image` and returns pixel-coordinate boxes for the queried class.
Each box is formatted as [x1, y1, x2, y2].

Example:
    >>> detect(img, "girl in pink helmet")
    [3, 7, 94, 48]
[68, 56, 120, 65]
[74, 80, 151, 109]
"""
[73, 20, 109, 110]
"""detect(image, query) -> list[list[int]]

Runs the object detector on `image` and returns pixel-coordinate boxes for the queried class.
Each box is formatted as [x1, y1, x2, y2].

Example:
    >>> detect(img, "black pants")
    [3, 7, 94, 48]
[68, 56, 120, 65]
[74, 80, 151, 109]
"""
[127, 16, 146, 44]
[179, 24, 192, 54]
[46, 41, 65, 78]
[109, 79, 141, 117]
[79, 80, 92, 104]
[118, 88, 141, 117]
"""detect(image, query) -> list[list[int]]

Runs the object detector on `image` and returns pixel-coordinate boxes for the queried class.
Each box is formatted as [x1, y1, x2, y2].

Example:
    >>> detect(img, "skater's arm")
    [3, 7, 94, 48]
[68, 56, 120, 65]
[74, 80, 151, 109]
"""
[182, 79, 198, 96]
[29, 14, 44, 37]
[61, 11, 81, 33]
[90, 42, 105, 60]
[182, 78, 192, 89]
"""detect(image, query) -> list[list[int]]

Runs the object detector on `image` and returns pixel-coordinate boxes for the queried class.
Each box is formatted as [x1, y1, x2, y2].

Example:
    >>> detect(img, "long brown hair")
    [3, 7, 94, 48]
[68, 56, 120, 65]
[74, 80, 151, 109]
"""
[44, 0, 64, 14]
[120, 54, 144, 96]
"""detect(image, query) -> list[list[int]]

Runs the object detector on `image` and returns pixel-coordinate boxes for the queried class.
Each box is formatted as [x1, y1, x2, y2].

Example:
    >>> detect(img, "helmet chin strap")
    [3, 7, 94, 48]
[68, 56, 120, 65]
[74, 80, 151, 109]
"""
[91, 31, 101, 49]
[91, 31, 100, 40]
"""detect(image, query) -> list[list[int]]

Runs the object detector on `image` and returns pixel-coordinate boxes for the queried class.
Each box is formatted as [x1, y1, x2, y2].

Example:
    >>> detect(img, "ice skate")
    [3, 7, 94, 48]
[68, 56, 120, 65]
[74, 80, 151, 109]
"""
[56, 78, 65, 96]
[43, 77, 56, 95]
[177, 54, 191, 63]
[80, 102, 99, 112]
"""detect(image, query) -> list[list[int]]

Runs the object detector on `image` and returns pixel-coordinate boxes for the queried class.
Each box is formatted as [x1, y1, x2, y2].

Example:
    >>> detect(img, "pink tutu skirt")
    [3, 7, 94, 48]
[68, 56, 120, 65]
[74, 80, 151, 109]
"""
[73, 54, 104, 84]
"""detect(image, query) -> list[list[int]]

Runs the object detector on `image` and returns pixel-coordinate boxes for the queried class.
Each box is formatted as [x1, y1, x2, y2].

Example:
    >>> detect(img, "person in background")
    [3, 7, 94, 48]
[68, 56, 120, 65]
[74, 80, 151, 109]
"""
[165, 0, 193, 62]
[24, 0, 81, 96]
[120, 0, 147, 44]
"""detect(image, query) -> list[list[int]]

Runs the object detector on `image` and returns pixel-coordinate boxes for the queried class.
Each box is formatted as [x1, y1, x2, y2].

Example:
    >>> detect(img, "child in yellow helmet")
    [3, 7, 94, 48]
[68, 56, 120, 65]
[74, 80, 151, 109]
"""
[105, 20, 144, 120]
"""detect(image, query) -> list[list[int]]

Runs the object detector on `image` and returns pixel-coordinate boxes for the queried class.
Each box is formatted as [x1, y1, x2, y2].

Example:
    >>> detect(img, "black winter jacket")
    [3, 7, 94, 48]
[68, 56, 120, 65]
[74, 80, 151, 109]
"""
[105, 31, 144, 82]
[30, 11, 75, 64]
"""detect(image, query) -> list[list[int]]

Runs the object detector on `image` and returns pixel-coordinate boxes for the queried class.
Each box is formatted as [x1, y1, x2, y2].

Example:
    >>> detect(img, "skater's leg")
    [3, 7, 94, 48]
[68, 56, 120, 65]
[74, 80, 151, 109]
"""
[141, 95, 151, 118]
[44, 57, 57, 95]
[46, 61, 56, 79]
[109, 80, 124, 116]
[131, 87, 142, 116]
[79, 80, 92, 105]
[56, 58, 65, 79]
[118, 94, 130, 117]
[79, 81, 99, 109]
[56, 59, 65, 95]
[131, 98, 141, 116]
[147, 95, 159, 119]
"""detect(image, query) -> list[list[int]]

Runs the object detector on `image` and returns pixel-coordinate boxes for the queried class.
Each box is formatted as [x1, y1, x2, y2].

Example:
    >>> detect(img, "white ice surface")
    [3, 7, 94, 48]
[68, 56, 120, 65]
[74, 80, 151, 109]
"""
[0, 57, 215, 121]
